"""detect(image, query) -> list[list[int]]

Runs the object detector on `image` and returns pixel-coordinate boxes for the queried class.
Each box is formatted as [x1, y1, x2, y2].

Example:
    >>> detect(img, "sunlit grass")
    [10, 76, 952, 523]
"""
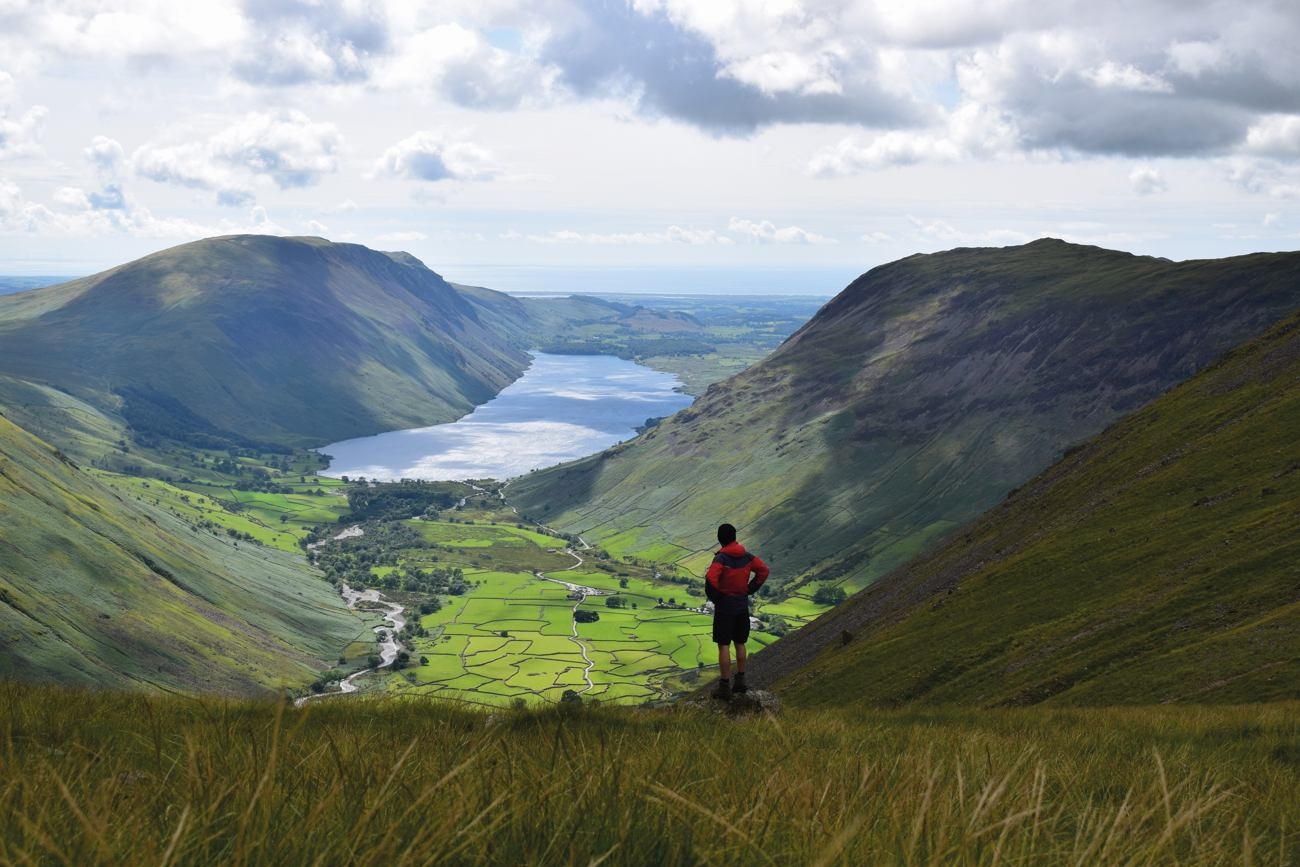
[2, 683, 1295, 865]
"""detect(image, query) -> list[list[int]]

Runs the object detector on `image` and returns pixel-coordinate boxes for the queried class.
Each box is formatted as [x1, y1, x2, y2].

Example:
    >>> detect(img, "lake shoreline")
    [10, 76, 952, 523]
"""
[315, 352, 693, 483]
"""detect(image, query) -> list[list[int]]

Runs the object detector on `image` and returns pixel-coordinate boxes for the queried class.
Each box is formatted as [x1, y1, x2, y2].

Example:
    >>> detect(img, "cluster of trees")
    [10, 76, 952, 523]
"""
[813, 585, 848, 605]
[233, 478, 298, 494]
[346, 481, 460, 522]
[755, 613, 791, 636]
[309, 522, 473, 594]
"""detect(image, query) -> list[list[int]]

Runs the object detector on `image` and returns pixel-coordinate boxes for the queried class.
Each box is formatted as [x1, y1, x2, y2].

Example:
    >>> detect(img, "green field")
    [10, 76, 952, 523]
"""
[297, 488, 784, 706]
[97, 473, 350, 554]
[388, 534, 723, 705]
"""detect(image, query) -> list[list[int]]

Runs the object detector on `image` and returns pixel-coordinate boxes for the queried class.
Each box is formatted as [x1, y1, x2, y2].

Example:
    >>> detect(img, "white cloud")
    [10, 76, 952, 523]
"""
[133, 140, 253, 205]
[950, 24, 1261, 157]
[1165, 40, 1227, 78]
[374, 131, 499, 183]
[509, 218, 824, 247]
[632, 0, 847, 95]
[0, 174, 210, 237]
[810, 130, 960, 175]
[1223, 156, 1300, 199]
[0, 105, 46, 158]
[85, 135, 125, 179]
[374, 227, 486, 244]
[1129, 165, 1167, 195]
[52, 185, 90, 210]
[516, 226, 733, 245]
[727, 217, 836, 245]
[861, 231, 892, 244]
[237, 30, 351, 85]
[809, 102, 1020, 175]
[907, 216, 1031, 247]
[1244, 115, 1300, 157]
[376, 23, 549, 108]
[0, 177, 56, 231]
[210, 110, 342, 189]
[26, 1, 247, 64]
[230, 0, 391, 86]
[665, 226, 731, 245]
[1084, 61, 1173, 94]
[132, 110, 341, 205]
[546, 0, 920, 133]
[868, 0, 1053, 48]
[374, 230, 427, 242]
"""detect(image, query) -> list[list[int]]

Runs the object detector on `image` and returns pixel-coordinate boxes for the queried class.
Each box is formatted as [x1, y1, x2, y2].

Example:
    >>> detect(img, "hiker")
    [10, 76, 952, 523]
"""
[705, 523, 769, 700]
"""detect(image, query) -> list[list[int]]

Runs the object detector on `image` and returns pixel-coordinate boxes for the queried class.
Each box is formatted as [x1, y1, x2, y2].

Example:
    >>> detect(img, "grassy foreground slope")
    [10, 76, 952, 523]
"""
[0, 235, 531, 448]
[758, 308, 1300, 707]
[2, 685, 1296, 865]
[0, 413, 361, 693]
[509, 240, 1300, 593]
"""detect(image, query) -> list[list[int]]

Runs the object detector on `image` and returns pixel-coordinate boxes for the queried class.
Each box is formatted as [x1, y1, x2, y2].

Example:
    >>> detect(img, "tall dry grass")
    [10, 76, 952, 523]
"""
[0, 683, 1295, 865]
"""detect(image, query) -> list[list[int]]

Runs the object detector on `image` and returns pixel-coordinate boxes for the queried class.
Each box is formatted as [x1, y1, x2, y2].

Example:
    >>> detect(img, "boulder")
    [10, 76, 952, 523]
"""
[725, 689, 781, 716]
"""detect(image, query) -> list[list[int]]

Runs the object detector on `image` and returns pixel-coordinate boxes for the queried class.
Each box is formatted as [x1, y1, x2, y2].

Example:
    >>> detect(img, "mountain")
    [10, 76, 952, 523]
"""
[508, 240, 1300, 601]
[0, 235, 532, 449]
[755, 307, 1300, 706]
[0, 411, 360, 693]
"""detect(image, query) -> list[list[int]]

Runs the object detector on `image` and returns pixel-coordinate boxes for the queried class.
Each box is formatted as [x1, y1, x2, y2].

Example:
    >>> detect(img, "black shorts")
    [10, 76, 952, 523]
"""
[712, 597, 750, 645]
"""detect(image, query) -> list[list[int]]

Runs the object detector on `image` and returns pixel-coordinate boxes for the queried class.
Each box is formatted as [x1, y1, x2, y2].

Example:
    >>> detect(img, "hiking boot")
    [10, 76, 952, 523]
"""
[712, 678, 732, 701]
[732, 672, 748, 694]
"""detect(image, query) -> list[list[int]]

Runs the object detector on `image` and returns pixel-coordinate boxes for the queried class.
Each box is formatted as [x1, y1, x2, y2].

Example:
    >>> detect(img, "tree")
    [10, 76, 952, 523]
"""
[605, 596, 628, 609]
[766, 616, 791, 637]
[813, 585, 848, 605]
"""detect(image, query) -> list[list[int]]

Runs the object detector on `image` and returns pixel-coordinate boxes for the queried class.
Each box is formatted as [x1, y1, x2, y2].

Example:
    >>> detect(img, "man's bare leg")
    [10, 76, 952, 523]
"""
[735, 642, 747, 673]
[718, 643, 732, 681]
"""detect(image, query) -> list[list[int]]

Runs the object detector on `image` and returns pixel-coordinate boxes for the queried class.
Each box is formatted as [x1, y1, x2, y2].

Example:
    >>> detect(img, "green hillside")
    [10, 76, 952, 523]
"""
[0, 235, 532, 448]
[757, 307, 1300, 706]
[0, 412, 362, 693]
[508, 240, 1300, 604]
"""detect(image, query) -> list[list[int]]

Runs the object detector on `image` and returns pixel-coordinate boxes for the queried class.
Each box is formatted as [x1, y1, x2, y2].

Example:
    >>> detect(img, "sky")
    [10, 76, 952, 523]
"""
[1, 0, 1299, 295]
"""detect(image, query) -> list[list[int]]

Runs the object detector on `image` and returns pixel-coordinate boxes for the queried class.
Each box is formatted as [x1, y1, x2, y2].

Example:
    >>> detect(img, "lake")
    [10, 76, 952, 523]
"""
[316, 353, 694, 481]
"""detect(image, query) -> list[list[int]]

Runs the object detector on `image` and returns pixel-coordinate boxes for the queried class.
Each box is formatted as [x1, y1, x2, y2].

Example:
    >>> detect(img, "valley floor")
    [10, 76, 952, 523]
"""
[314, 496, 783, 706]
[0, 683, 1295, 865]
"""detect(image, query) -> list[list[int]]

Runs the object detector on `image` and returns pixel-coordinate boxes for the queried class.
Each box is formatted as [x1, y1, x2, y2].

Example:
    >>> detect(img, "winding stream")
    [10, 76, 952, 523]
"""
[295, 582, 406, 707]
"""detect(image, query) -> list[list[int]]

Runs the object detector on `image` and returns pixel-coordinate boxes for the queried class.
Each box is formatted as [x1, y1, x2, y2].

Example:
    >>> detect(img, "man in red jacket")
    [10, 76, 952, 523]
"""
[705, 522, 769, 700]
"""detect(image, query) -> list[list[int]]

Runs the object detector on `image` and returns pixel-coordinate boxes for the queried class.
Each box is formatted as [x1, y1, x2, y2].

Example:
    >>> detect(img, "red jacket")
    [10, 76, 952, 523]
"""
[705, 541, 769, 599]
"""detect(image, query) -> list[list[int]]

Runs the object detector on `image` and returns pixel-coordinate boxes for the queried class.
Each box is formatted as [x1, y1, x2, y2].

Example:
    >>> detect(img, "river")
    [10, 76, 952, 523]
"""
[316, 353, 694, 481]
